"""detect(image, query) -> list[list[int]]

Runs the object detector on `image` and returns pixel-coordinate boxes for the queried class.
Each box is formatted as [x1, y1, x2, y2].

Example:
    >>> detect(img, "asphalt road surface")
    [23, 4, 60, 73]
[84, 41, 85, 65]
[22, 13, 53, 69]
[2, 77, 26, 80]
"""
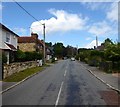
[2, 59, 118, 106]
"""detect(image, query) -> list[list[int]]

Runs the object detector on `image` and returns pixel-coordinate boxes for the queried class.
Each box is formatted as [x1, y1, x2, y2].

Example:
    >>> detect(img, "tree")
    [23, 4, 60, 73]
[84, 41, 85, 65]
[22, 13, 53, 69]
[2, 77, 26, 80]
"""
[102, 38, 113, 48]
[46, 42, 52, 47]
[53, 43, 65, 58]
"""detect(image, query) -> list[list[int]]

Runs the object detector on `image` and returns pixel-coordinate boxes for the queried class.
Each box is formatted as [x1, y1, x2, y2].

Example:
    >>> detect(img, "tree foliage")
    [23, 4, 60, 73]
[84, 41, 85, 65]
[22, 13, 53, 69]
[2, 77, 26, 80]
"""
[15, 50, 43, 62]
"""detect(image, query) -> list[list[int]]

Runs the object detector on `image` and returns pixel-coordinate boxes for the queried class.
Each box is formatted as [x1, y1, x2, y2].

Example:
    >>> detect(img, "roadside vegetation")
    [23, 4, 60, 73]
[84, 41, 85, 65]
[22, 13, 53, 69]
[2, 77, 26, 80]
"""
[76, 38, 120, 73]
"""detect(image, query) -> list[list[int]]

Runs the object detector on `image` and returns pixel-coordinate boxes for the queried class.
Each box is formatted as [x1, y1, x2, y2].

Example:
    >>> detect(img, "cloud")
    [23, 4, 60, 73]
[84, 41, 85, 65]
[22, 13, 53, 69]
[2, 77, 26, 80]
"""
[13, 27, 27, 35]
[88, 21, 112, 37]
[31, 9, 88, 35]
[85, 40, 102, 49]
[106, 2, 118, 22]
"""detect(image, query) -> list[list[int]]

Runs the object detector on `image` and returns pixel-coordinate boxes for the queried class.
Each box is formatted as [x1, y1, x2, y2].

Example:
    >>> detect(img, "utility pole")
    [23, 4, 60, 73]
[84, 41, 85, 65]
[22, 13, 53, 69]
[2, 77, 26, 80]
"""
[42, 23, 46, 65]
[96, 36, 98, 48]
[76, 45, 78, 55]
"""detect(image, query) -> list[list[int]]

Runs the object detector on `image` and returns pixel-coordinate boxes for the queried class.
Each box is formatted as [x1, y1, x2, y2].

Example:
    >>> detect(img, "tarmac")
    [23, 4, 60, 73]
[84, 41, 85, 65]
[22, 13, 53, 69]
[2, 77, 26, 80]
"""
[79, 61, 120, 93]
[0, 61, 120, 94]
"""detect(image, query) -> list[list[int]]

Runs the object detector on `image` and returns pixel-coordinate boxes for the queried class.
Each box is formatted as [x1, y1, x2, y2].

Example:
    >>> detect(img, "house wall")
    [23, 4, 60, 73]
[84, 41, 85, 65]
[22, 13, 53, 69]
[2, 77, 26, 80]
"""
[0, 27, 2, 49]
[0, 28, 18, 49]
[46, 55, 52, 61]
[18, 43, 36, 52]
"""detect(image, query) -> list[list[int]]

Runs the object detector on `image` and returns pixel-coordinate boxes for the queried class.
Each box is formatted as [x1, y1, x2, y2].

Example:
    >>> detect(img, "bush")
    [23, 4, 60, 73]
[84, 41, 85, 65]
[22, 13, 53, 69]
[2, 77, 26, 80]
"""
[15, 50, 26, 62]
[99, 61, 112, 73]
[15, 50, 43, 62]
[51, 58, 55, 63]
[112, 61, 120, 72]
[88, 60, 98, 66]
[2, 53, 7, 64]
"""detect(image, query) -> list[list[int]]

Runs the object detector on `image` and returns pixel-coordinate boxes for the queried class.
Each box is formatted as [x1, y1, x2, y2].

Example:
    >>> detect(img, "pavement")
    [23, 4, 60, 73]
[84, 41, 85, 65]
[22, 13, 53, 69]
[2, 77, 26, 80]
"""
[1, 60, 120, 105]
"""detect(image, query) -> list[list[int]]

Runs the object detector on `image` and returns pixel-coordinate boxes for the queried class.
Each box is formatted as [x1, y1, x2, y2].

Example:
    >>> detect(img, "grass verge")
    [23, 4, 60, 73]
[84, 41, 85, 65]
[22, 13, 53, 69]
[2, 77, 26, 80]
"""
[3, 65, 47, 82]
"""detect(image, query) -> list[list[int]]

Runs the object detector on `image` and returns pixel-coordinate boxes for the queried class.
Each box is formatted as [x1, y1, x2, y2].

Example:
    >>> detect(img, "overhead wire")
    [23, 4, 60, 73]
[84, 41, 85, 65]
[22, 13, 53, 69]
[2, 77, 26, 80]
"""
[12, 0, 43, 26]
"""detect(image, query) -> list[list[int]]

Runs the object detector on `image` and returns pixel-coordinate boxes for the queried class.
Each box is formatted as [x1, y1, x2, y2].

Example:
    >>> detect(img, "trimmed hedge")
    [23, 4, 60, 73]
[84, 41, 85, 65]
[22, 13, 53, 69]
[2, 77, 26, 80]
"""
[15, 50, 43, 62]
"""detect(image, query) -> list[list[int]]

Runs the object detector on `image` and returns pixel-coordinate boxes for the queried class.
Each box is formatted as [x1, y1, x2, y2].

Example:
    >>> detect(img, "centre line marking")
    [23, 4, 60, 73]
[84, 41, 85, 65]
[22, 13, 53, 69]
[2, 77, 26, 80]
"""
[55, 81, 64, 107]
[64, 70, 67, 77]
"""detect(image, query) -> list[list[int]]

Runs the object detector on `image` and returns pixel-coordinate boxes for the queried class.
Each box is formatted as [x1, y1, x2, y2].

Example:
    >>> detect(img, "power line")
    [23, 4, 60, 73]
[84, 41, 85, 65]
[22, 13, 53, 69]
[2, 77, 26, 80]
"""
[12, 0, 46, 64]
[12, 0, 42, 25]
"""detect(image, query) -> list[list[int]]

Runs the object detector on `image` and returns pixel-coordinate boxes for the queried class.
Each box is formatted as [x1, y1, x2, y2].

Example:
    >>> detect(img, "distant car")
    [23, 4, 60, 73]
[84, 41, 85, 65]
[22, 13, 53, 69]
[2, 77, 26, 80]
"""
[54, 57, 58, 61]
[71, 57, 75, 61]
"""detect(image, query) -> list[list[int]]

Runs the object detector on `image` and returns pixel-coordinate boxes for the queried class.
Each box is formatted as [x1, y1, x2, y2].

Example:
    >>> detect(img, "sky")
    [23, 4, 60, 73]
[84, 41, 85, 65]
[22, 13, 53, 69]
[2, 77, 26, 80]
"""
[1, 1, 118, 48]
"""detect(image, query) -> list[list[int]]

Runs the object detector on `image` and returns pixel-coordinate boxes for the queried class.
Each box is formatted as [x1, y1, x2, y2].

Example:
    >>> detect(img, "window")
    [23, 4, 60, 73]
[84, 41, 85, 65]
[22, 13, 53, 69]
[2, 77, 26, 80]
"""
[6, 32, 10, 43]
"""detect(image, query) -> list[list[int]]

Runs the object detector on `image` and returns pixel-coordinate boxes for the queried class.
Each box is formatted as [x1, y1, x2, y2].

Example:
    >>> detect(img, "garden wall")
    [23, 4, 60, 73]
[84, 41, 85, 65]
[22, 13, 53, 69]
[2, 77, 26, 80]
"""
[3, 61, 37, 79]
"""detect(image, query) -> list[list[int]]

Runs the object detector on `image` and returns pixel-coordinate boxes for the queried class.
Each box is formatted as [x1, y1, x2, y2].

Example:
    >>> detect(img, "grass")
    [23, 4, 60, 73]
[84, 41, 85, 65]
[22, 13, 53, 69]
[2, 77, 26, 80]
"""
[3, 65, 48, 82]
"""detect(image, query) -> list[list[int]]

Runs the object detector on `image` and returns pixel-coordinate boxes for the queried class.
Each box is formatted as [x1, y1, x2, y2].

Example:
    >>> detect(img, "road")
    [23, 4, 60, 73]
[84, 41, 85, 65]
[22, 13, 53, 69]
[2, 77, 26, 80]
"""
[2, 59, 118, 106]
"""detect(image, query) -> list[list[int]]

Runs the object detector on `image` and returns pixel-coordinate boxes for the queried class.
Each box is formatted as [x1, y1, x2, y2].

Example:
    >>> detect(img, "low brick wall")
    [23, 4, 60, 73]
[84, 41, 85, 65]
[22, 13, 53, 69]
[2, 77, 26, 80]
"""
[3, 61, 37, 79]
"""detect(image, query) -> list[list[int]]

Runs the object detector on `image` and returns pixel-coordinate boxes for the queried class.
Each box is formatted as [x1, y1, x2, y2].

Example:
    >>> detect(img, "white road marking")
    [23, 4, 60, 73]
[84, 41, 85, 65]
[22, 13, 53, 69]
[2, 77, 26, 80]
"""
[55, 81, 64, 107]
[55, 62, 68, 106]
[64, 70, 67, 77]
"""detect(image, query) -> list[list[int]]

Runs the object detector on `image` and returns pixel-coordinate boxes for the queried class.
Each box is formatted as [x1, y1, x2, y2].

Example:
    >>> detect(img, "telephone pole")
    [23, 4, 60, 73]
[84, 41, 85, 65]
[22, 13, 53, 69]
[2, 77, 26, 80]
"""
[96, 36, 98, 48]
[42, 23, 46, 65]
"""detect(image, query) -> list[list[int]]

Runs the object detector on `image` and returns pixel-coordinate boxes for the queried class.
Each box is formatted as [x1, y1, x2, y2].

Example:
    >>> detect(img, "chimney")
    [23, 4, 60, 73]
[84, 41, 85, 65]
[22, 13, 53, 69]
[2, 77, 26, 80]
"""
[31, 33, 38, 39]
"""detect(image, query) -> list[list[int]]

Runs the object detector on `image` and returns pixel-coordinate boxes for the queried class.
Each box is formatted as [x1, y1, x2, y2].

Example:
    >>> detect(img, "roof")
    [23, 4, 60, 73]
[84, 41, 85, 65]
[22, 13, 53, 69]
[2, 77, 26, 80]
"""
[96, 45, 104, 51]
[5, 43, 17, 51]
[18, 37, 36, 43]
[18, 37, 44, 47]
[18, 36, 51, 50]
[0, 23, 19, 37]
[38, 40, 44, 46]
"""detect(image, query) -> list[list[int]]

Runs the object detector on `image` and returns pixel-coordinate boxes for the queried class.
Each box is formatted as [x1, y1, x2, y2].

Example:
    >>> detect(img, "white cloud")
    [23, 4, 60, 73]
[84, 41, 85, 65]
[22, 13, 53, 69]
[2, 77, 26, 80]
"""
[88, 21, 112, 37]
[31, 9, 88, 35]
[85, 40, 102, 49]
[107, 2, 118, 22]
[13, 27, 27, 35]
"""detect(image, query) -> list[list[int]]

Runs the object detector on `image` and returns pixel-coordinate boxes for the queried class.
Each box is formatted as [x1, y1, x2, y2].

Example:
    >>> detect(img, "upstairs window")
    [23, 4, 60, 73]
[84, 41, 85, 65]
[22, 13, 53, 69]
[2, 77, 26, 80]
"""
[6, 32, 10, 43]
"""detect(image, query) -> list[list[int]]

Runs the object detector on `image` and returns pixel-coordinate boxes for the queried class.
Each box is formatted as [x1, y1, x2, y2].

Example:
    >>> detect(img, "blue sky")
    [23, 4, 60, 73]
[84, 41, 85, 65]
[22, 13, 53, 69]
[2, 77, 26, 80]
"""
[1, 2, 118, 48]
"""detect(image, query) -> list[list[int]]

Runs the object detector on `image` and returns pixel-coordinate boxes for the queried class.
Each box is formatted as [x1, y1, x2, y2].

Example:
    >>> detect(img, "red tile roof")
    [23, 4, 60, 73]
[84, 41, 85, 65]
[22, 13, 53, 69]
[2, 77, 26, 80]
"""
[18, 36, 44, 47]
[18, 37, 36, 43]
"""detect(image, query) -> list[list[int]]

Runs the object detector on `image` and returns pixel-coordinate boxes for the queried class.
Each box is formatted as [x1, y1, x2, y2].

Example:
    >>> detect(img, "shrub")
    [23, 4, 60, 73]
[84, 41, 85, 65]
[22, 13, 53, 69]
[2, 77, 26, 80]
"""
[15, 50, 26, 62]
[51, 58, 55, 63]
[15, 50, 43, 62]
[2, 53, 7, 64]
[99, 61, 112, 73]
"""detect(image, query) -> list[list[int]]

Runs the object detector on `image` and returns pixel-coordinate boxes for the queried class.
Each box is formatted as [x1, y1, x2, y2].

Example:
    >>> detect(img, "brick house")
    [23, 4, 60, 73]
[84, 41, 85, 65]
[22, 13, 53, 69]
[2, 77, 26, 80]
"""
[18, 33, 52, 60]
[18, 33, 43, 53]
[0, 23, 19, 64]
